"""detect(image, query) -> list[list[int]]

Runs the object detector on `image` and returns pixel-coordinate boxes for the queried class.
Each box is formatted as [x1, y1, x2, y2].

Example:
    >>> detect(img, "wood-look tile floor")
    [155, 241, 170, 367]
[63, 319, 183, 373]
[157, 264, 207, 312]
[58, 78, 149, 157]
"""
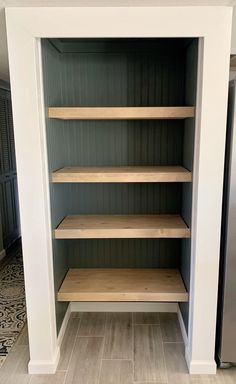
[1, 312, 236, 384]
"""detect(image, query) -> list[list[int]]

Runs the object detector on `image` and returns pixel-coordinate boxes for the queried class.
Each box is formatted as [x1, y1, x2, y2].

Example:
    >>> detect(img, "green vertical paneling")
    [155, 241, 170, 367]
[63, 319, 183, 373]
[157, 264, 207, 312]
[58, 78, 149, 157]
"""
[60, 120, 184, 166]
[41, 40, 69, 334]
[68, 239, 181, 268]
[56, 40, 187, 270]
[41, 38, 197, 331]
[180, 39, 199, 333]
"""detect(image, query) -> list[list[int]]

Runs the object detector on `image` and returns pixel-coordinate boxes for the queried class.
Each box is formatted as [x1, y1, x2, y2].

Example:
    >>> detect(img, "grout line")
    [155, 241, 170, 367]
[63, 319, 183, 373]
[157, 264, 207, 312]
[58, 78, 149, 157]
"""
[133, 382, 165, 384]
[133, 324, 166, 384]
[75, 335, 105, 338]
[133, 323, 161, 325]
[62, 314, 82, 384]
[97, 312, 107, 384]
[75, 311, 83, 337]
[159, 320, 169, 384]
[97, 336, 105, 384]
[28, 373, 33, 384]
[132, 312, 135, 383]
[101, 358, 133, 361]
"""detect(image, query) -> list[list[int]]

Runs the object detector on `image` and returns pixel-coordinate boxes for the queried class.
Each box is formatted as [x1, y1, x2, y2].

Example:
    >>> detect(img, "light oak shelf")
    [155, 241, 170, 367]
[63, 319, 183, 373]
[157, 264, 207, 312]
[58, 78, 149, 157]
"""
[57, 268, 188, 302]
[48, 106, 195, 120]
[52, 166, 192, 183]
[54, 214, 190, 239]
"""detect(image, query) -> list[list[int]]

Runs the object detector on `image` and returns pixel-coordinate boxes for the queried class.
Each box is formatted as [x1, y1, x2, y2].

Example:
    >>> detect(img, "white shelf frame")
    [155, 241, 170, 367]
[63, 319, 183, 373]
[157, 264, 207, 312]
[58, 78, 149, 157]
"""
[5, 5, 232, 375]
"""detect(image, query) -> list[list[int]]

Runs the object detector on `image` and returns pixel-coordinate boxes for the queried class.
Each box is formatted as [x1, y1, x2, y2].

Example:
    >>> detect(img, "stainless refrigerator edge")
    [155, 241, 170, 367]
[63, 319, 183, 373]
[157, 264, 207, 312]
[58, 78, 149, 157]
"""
[216, 77, 236, 367]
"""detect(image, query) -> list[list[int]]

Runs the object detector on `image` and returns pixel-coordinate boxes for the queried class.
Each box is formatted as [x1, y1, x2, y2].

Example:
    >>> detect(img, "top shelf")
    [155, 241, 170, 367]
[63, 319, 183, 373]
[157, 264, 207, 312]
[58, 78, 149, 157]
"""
[48, 106, 195, 120]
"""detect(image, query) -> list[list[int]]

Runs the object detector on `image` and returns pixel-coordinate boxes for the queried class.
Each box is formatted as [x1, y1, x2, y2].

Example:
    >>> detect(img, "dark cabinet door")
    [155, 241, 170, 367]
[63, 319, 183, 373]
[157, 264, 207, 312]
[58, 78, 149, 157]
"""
[0, 88, 20, 248]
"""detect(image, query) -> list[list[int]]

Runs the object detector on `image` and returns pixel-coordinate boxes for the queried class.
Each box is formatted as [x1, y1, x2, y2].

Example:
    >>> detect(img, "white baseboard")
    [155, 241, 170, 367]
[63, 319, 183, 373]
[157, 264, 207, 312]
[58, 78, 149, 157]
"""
[70, 302, 178, 312]
[177, 305, 188, 346]
[0, 249, 6, 261]
[185, 348, 217, 375]
[28, 346, 60, 374]
[28, 304, 71, 374]
[178, 305, 217, 375]
[57, 303, 72, 347]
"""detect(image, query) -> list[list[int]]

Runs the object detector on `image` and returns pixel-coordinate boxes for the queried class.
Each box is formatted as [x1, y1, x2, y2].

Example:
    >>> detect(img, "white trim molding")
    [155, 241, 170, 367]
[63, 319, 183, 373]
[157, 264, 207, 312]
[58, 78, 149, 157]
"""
[57, 304, 72, 347]
[178, 306, 217, 374]
[177, 305, 188, 347]
[185, 351, 217, 375]
[71, 302, 178, 313]
[5, 6, 232, 374]
[28, 347, 60, 375]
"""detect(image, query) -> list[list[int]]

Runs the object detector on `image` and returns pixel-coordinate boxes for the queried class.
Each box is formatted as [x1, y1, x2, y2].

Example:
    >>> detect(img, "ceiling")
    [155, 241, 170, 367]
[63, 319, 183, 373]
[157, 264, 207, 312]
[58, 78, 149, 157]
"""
[0, 0, 236, 82]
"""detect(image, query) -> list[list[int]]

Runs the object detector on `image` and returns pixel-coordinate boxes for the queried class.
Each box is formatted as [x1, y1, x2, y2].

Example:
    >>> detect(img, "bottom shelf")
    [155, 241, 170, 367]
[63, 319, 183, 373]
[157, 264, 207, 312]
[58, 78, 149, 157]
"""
[57, 268, 188, 302]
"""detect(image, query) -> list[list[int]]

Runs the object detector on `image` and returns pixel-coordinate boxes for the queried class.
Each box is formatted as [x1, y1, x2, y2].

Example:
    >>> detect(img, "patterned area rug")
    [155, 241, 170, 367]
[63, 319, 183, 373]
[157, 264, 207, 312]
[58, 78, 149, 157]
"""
[0, 248, 26, 367]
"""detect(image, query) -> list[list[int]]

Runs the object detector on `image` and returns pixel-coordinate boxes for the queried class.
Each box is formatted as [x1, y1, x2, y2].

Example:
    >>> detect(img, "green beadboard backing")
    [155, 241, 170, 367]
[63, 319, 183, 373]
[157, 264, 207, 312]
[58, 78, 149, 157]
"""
[68, 239, 181, 268]
[41, 38, 197, 333]
[180, 39, 198, 333]
[53, 120, 184, 166]
[41, 40, 69, 334]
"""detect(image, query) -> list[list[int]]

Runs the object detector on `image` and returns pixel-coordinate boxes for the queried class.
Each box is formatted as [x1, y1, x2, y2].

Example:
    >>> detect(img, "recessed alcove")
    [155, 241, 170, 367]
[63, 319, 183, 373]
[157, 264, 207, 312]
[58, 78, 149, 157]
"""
[41, 37, 197, 332]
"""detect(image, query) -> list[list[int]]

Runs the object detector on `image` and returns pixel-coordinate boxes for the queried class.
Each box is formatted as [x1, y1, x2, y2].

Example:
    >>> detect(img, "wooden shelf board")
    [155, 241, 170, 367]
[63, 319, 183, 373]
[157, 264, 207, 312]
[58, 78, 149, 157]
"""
[48, 106, 195, 120]
[55, 214, 190, 239]
[57, 268, 188, 302]
[52, 166, 192, 183]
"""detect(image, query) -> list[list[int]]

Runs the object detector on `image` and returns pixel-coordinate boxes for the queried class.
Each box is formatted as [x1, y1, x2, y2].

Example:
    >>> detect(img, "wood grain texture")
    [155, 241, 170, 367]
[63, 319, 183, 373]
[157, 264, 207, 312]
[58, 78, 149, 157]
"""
[57, 317, 80, 371]
[12, 325, 28, 350]
[99, 360, 133, 384]
[64, 337, 103, 384]
[3, 315, 236, 383]
[54, 214, 190, 239]
[57, 268, 188, 302]
[0, 345, 30, 384]
[52, 166, 192, 183]
[48, 106, 195, 120]
[164, 343, 215, 384]
[103, 313, 132, 359]
[78, 312, 106, 336]
[133, 312, 160, 325]
[160, 313, 183, 342]
[215, 369, 236, 384]
[30, 372, 66, 384]
[134, 325, 167, 382]
[163, 343, 189, 384]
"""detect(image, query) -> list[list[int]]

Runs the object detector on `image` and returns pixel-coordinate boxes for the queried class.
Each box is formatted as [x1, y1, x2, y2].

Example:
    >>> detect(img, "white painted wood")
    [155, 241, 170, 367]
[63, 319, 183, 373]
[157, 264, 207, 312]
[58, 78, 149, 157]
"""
[28, 350, 60, 375]
[5, 30, 58, 374]
[71, 302, 178, 312]
[177, 305, 188, 347]
[5, 5, 232, 374]
[57, 304, 72, 348]
[186, 22, 231, 373]
[184, 351, 217, 375]
[1, 1, 235, 81]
